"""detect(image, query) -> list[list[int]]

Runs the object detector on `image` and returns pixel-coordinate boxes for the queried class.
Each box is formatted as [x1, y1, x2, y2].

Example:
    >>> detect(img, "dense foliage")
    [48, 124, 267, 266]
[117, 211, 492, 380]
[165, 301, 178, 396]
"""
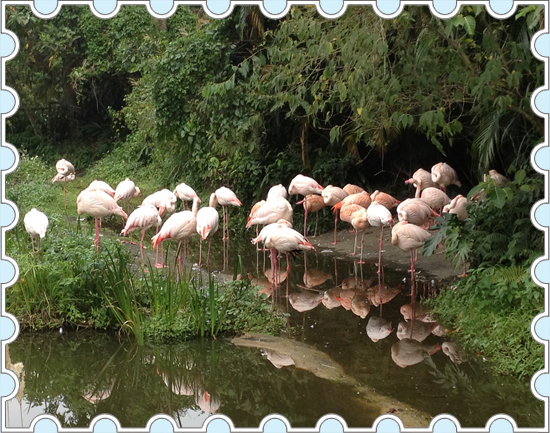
[6, 5, 544, 199]
[424, 170, 544, 378]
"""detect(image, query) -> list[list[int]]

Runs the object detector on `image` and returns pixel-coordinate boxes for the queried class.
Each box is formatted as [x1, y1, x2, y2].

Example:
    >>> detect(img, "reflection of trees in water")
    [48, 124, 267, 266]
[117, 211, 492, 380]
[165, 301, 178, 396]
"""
[7, 333, 371, 427]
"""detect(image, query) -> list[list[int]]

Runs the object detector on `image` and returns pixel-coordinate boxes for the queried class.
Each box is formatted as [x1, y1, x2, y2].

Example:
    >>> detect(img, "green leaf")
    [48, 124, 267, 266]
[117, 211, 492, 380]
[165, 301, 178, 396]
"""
[463, 16, 476, 36]
[520, 185, 531, 192]
[514, 169, 526, 184]
[467, 184, 485, 200]
[490, 186, 506, 209]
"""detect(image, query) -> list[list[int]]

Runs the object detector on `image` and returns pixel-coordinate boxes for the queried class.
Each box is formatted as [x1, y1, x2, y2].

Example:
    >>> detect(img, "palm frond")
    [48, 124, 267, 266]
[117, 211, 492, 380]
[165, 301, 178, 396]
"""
[472, 110, 503, 176]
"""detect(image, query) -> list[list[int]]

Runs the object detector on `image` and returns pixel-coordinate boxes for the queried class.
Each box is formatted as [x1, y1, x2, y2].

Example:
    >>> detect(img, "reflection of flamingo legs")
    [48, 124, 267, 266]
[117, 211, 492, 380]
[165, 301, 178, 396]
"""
[358, 231, 365, 265]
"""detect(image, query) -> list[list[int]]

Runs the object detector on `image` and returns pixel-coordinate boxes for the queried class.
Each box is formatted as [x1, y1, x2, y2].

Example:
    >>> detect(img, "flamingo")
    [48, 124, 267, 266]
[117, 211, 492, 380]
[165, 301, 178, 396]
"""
[391, 221, 430, 280]
[52, 159, 75, 207]
[23, 208, 49, 255]
[343, 184, 365, 195]
[115, 178, 141, 214]
[366, 202, 394, 273]
[420, 187, 451, 214]
[77, 190, 128, 252]
[443, 195, 468, 221]
[263, 226, 315, 287]
[288, 174, 324, 236]
[338, 203, 364, 255]
[296, 194, 324, 237]
[196, 193, 220, 268]
[173, 183, 201, 210]
[142, 189, 177, 267]
[431, 162, 461, 193]
[85, 180, 116, 197]
[350, 208, 370, 264]
[397, 199, 438, 227]
[370, 190, 400, 210]
[266, 184, 288, 201]
[252, 221, 302, 287]
[152, 197, 200, 273]
[405, 168, 438, 198]
[142, 189, 177, 217]
[484, 169, 509, 187]
[121, 204, 162, 263]
[246, 197, 293, 228]
[322, 185, 348, 244]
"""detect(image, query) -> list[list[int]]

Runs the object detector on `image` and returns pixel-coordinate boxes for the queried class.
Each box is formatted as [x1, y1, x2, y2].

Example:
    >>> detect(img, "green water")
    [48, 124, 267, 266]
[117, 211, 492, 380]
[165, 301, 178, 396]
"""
[5, 239, 544, 428]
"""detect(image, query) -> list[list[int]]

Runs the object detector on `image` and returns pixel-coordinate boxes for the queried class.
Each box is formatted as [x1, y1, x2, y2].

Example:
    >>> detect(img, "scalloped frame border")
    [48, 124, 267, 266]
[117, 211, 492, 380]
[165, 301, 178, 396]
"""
[0, 1, 548, 432]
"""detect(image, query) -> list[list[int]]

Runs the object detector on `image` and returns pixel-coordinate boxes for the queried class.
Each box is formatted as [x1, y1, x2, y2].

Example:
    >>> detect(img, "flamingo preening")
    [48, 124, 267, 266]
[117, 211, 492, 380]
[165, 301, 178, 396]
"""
[288, 174, 324, 236]
[391, 221, 430, 290]
[431, 162, 461, 193]
[405, 168, 438, 198]
[420, 187, 451, 214]
[23, 208, 49, 256]
[266, 184, 288, 201]
[142, 189, 177, 267]
[443, 195, 468, 221]
[77, 190, 128, 253]
[121, 204, 162, 263]
[196, 193, 220, 268]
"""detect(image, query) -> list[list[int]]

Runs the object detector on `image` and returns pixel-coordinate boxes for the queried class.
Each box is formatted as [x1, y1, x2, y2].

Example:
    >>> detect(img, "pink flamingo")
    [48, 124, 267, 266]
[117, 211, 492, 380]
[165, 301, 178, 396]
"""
[85, 180, 116, 197]
[246, 197, 293, 228]
[296, 194, 325, 237]
[397, 199, 438, 227]
[288, 174, 324, 236]
[322, 185, 348, 244]
[420, 187, 451, 214]
[52, 159, 75, 206]
[173, 183, 201, 210]
[443, 195, 468, 221]
[370, 190, 400, 210]
[121, 204, 162, 263]
[266, 184, 288, 201]
[152, 197, 199, 273]
[350, 208, 370, 264]
[115, 178, 141, 214]
[431, 162, 461, 193]
[196, 193, 220, 268]
[405, 168, 438, 198]
[77, 190, 127, 252]
[391, 221, 430, 282]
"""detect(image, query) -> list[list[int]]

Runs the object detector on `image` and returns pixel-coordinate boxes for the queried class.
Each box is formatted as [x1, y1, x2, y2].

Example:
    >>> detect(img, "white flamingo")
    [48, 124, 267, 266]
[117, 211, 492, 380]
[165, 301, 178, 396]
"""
[23, 208, 49, 256]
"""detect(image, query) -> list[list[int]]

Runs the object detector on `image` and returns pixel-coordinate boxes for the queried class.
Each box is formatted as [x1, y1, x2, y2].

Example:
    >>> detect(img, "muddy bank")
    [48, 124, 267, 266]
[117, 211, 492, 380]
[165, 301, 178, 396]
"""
[307, 226, 458, 281]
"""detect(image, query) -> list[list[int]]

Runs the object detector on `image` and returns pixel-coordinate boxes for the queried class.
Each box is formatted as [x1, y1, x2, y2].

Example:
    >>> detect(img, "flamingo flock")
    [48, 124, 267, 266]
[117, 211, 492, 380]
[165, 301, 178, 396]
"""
[27, 157, 481, 286]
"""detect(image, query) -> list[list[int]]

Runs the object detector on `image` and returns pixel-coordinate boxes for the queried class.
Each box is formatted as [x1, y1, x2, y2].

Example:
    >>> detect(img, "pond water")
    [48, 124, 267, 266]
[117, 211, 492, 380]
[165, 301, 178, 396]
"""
[5, 227, 544, 429]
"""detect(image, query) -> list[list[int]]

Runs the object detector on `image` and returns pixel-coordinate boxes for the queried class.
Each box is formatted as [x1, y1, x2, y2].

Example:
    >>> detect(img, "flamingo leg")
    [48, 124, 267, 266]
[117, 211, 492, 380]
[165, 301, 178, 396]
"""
[154, 227, 161, 267]
[332, 210, 338, 245]
[313, 212, 319, 238]
[351, 230, 358, 255]
[286, 252, 291, 298]
[198, 238, 203, 268]
[303, 201, 307, 237]
[377, 226, 384, 274]
[207, 237, 212, 268]
[94, 217, 100, 253]
[358, 231, 365, 264]
[177, 241, 183, 275]
[37, 238, 41, 258]
[140, 230, 145, 264]
[29, 235, 35, 253]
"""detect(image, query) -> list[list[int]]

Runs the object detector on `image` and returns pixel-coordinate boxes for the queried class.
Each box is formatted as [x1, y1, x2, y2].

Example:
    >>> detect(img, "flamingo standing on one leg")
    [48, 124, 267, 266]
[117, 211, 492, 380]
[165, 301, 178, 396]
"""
[212, 187, 241, 269]
[366, 202, 393, 273]
[115, 178, 141, 214]
[288, 174, 324, 237]
[121, 204, 162, 264]
[337, 203, 365, 255]
[152, 197, 200, 274]
[196, 193, 220, 268]
[77, 190, 128, 253]
[267, 184, 288, 201]
[52, 158, 75, 208]
[24, 208, 49, 256]
[322, 185, 348, 244]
